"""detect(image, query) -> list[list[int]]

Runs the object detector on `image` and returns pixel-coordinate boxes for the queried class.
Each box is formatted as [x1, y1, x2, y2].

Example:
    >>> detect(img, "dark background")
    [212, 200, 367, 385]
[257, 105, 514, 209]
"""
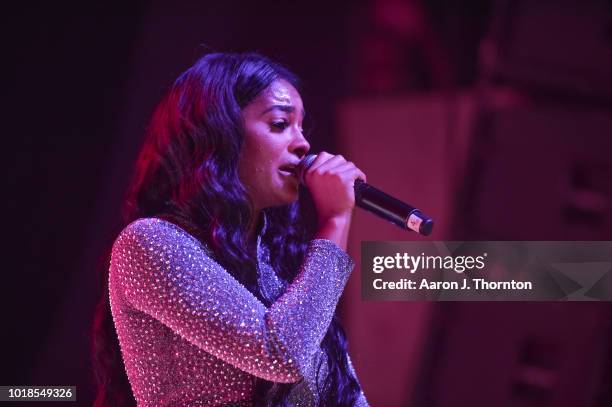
[4, 1, 612, 406]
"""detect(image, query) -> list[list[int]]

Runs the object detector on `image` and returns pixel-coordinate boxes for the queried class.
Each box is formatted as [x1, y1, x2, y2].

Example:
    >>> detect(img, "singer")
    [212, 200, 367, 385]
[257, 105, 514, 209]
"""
[92, 52, 369, 406]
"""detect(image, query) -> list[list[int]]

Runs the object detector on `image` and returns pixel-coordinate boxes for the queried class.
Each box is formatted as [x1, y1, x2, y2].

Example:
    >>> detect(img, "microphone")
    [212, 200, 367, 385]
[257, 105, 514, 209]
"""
[295, 154, 434, 236]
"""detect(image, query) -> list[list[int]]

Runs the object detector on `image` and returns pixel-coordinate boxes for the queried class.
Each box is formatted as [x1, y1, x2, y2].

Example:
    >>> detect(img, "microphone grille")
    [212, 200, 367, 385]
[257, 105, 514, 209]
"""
[296, 154, 317, 185]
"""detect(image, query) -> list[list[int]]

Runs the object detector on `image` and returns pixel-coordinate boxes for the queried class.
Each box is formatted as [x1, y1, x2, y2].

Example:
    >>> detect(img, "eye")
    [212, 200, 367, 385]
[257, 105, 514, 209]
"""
[270, 120, 289, 131]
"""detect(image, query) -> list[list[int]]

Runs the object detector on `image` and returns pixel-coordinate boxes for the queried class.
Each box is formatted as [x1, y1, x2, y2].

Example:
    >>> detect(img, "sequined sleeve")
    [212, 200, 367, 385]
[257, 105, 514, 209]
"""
[348, 353, 370, 406]
[110, 218, 354, 384]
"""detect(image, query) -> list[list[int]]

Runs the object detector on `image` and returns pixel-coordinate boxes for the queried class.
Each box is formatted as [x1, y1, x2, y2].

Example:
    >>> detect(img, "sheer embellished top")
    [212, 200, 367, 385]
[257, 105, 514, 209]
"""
[108, 217, 368, 406]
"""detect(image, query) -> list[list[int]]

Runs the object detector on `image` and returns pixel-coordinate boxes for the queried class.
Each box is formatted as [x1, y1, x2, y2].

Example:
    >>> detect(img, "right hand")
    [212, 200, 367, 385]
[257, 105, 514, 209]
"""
[303, 152, 367, 225]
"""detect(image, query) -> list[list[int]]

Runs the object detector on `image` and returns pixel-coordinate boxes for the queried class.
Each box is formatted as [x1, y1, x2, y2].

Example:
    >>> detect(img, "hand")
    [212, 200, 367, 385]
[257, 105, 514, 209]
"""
[303, 152, 366, 249]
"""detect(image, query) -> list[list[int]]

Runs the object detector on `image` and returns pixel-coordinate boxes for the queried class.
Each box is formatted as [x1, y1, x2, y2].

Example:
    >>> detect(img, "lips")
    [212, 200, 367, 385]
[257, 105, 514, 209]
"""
[278, 163, 298, 175]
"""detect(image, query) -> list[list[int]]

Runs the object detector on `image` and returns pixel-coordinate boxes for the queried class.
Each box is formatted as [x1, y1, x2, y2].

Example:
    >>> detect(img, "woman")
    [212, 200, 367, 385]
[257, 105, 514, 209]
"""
[93, 52, 369, 406]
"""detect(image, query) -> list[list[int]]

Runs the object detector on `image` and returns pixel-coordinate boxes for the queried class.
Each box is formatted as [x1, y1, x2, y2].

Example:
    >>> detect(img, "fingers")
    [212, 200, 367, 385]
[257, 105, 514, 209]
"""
[304, 152, 367, 221]
[336, 162, 367, 184]
[306, 152, 341, 173]
[305, 152, 366, 185]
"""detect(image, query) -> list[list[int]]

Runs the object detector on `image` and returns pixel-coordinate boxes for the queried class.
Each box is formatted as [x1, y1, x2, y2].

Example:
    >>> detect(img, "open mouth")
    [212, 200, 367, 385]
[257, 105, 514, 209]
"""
[278, 164, 297, 176]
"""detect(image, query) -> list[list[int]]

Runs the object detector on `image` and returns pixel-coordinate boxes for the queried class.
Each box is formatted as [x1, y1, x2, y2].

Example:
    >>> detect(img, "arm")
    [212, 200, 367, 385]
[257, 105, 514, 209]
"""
[110, 218, 353, 383]
[314, 212, 352, 251]
[347, 353, 370, 407]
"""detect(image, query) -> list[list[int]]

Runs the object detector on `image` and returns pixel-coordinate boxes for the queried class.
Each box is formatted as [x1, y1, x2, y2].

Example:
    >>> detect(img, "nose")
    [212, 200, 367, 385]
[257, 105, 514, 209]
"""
[290, 129, 310, 159]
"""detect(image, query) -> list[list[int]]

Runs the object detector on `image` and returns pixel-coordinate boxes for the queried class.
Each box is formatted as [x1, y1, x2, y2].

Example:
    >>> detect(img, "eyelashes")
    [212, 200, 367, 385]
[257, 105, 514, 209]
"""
[270, 120, 305, 134]
[270, 120, 289, 131]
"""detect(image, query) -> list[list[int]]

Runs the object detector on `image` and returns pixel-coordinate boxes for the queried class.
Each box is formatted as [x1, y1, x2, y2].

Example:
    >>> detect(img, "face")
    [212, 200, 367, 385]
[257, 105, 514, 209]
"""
[238, 79, 310, 211]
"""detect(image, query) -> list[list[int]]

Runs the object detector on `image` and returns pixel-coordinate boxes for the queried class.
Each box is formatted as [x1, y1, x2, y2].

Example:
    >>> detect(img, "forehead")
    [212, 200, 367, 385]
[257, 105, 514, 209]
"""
[257, 80, 304, 113]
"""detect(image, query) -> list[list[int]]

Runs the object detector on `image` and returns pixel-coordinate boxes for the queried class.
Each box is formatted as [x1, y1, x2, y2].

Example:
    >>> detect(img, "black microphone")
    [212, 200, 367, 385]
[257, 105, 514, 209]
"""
[295, 154, 434, 236]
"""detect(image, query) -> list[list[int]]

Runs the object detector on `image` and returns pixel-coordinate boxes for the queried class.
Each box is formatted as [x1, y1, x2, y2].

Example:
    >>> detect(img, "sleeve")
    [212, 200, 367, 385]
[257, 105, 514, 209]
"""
[347, 353, 370, 407]
[110, 218, 354, 383]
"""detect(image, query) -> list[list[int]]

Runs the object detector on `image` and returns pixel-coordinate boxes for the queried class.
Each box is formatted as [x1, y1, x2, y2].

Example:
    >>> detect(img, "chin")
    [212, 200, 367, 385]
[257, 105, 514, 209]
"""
[263, 176, 299, 207]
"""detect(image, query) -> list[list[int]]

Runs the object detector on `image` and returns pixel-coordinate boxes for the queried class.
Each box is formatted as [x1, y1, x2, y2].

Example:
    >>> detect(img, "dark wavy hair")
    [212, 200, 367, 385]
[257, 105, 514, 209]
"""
[91, 52, 361, 406]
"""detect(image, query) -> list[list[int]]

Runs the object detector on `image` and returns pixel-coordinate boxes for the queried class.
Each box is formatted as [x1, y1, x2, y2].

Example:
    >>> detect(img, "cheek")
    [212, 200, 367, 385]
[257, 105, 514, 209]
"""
[242, 152, 268, 176]
[243, 137, 276, 172]
[238, 144, 268, 189]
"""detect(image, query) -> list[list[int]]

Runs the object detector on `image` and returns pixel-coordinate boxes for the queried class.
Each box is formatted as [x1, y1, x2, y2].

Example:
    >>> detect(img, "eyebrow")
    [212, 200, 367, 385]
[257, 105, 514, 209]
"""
[261, 105, 306, 119]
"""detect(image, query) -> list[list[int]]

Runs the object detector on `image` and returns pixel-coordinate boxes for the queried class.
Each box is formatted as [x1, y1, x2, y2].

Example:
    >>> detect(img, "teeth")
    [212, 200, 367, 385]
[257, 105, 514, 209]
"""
[279, 167, 295, 174]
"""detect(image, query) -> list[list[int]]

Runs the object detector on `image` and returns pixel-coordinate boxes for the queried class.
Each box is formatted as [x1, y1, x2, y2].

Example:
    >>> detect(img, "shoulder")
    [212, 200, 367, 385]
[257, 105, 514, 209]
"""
[112, 217, 207, 256]
[110, 218, 220, 285]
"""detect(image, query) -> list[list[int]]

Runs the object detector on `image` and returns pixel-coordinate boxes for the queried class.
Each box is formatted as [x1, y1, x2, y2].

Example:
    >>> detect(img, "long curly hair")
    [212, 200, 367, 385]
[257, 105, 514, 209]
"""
[91, 52, 361, 406]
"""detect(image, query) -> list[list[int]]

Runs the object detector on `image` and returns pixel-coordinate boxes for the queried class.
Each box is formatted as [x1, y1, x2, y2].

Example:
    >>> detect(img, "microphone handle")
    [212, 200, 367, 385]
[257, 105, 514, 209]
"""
[354, 180, 433, 236]
[295, 154, 433, 235]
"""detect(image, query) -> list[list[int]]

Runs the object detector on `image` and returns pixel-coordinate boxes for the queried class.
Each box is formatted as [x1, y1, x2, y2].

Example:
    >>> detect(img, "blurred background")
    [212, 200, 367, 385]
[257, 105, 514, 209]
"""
[4, 0, 612, 406]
